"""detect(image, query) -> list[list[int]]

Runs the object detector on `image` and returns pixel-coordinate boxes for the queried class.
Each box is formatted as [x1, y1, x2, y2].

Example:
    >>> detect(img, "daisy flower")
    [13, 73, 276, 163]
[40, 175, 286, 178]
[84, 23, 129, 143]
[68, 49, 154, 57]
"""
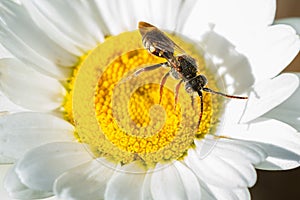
[0, 0, 300, 199]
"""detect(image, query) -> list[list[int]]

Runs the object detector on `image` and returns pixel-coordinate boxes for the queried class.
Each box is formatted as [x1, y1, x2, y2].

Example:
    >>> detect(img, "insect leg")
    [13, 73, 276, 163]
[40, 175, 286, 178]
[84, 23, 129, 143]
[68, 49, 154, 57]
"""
[159, 72, 170, 104]
[133, 62, 168, 77]
[122, 62, 168, 83]
[190, 95, 195, 108]
[174, 80, 183, 109]
[197, 91, 203, 130]
[203, 88, 248, 99]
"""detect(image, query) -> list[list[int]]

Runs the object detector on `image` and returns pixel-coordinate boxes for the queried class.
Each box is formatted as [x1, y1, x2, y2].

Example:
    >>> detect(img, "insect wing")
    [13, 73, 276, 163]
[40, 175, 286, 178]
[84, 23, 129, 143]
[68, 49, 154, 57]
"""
[138, 21, 185, 59]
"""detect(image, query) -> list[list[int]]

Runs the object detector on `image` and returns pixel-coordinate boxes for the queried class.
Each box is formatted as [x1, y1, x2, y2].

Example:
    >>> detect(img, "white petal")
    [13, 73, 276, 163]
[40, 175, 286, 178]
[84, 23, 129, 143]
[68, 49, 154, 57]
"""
[263, 73, 300, 131]
[173, 161, 201, 200]
[92, 0, 194, 35]
[183, 0, 276, 39]
[150, 162, 201, 200]
[0, 164, 14, 200]
[116, 0, 182, 31]
[0, 43, 12, 58]
[15, 142, 92, 191]
[146, 0, 187, 31]
[185, 9, 299, 84]
[200, 26, 299, 95]
[0, 25, 71, 79]
[241, 73, 299, 123]
[234, 188, 251, 200]
[173, 0, 198, 32]
[141, 173, 153, 200]
[199, 28, 255, 94]
[195, 137, 267, 165]
[0, 58, 66, 111]
[0, 1, 78, 66]
[22, 0, 104, 50]
[95, 0, 167, 35]
[200, 181, 250, 200]
[54, 159, 115, 200]
[93, 0, 124, 36]
[22, 0, 110, 55]
[111, 0, 139, 31]
[275, 17, 300, 34]
[0, 112, 74, 164]
[198, 182, 217, 200]
[0, 90, 27, 113]
[95, 0, 190, 36]
[4, 165, 53, 199]
[186, 148, 256, 189]
[223, 118, 300, 170]
[243, 25, 300, 82]
[105, 162, 146, 200]
[255, 146, 300, 170]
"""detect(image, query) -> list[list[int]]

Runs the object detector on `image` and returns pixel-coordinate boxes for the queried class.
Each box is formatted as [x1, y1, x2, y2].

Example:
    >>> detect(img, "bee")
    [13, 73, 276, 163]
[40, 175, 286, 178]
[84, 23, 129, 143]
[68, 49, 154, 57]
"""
[130, 21, 247, 128]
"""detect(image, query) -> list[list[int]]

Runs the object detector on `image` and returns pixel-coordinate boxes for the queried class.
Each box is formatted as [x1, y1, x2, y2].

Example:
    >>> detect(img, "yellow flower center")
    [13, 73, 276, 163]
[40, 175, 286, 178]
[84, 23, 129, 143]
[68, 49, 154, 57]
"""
[64, 30, 223, 168]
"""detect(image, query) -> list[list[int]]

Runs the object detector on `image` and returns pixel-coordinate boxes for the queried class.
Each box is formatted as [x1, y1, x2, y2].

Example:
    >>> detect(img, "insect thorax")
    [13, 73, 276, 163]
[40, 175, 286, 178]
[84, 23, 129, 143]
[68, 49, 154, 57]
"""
[176, 55, 198, 80]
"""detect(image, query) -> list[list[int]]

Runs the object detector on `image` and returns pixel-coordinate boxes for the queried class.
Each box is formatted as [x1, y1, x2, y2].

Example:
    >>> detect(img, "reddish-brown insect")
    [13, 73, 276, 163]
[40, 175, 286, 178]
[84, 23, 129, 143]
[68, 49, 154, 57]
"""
[130, 21, 247, 128]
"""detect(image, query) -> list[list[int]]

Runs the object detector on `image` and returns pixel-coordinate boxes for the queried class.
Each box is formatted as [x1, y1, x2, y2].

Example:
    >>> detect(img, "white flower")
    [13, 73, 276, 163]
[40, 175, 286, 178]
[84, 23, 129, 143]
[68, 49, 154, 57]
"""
[0, 0, 300, 200]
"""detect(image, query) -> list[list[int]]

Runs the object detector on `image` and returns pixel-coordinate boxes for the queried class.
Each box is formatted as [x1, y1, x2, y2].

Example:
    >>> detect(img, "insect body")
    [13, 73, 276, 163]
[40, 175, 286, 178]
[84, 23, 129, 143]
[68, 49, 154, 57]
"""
[132, 21, 247, 128]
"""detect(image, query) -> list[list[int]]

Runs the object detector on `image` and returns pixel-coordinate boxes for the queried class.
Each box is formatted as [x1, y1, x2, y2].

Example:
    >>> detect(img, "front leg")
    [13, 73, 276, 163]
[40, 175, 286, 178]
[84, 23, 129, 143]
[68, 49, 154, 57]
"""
[122, 62, 168, 83]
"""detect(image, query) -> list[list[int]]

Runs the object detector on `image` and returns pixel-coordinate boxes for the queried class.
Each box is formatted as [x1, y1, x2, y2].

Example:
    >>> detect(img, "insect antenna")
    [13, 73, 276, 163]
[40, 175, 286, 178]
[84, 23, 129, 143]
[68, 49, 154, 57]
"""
[196, 88, 247, 131]
[203, 88, 248, 99]
[197, 91, 204, 129]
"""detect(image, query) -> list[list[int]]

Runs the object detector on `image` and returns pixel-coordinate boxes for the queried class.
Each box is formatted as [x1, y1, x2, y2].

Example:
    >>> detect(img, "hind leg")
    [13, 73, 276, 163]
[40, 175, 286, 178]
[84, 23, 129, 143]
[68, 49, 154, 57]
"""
[159, 72, 170, 104]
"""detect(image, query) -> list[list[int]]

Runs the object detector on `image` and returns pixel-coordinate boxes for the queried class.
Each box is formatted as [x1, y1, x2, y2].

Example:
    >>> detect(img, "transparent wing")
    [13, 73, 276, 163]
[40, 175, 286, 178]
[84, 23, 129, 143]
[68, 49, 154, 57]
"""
[138, 21, 186, 59]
